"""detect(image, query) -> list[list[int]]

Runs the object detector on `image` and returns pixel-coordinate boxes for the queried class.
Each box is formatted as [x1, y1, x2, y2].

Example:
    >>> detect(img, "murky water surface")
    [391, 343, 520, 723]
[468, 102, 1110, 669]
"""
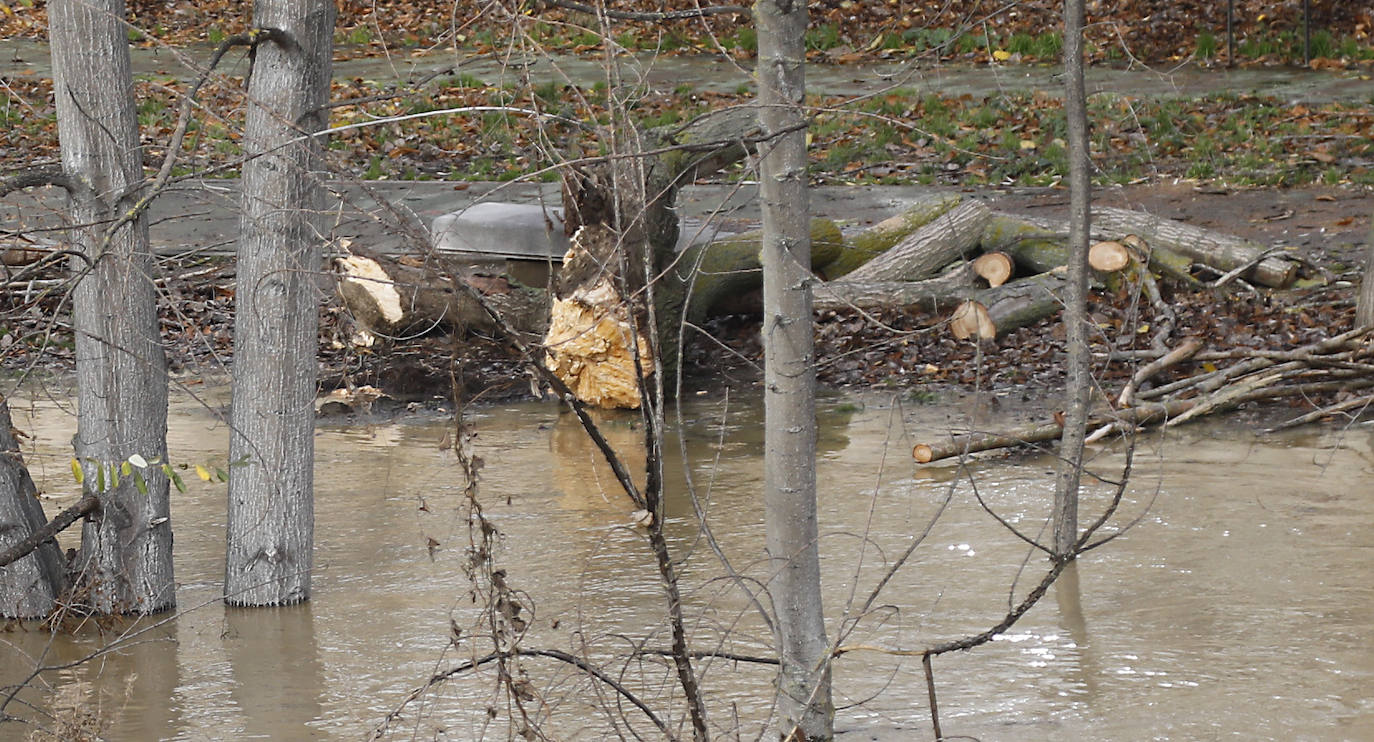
[3, 384, 1372, 740]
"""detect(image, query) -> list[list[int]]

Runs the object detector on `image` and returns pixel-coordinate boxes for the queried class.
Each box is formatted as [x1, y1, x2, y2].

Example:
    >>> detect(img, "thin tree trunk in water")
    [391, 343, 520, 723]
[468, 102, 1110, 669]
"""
[227, 0, 334, 606]
[0, 397, 65, 618]
[1357, 212, 1374, 327]
[756, 0, 833, 738]
[50, 0, 174, 614]
[1054, 0, 1091, 558]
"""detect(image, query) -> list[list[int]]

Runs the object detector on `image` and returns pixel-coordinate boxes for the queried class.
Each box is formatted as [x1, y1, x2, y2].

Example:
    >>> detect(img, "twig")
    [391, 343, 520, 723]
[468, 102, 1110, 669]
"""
[1264, 392, 1374, 433]
[0, 493, 99, 569]
[372, 649, 672, 739]
[923, 653, 943, 742]
[1116, 337, 1203, 407]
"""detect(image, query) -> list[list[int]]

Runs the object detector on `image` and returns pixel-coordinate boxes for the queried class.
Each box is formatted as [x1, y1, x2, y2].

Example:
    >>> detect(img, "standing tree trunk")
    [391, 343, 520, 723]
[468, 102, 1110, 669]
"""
[1054, 0, 1091, 558]
[51, 0, 174, 615]
[0, 397, 66, 618]
[227, 0, 334, 606]
[755, 1, 834, 738]
[1357, 210, 1374, 327]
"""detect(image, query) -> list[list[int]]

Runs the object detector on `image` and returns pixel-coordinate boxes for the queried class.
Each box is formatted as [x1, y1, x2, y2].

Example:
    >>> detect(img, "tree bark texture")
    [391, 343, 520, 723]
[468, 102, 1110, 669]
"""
[818, 194, 961, 278]
[0, 397, 65, 618]
[1357, 210, 1374, 327]
[227, 0, 334, 606]
[51, 0, 174, 615]
[1054, 0, 1090, 558]
[841, 198, 990, 283]
[1092, 206, 1298, 288]
[756, 0, 834, 738]
[333, 249, 547, 340]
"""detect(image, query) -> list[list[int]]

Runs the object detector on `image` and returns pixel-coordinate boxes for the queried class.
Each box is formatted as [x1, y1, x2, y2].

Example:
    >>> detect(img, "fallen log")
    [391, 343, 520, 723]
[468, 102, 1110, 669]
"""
[949, 300, 994, 340]
[670, 218, 844, 322]
[981, 212, 1197, 286]
[974, 269, 1069, 338]
[815, 266, 1069, 339]
[1088, 240, 1132, 272]
[334, 248, 549, 340]
[812, 262, 982, 312]
[820, 194, 963, 278]
[843, 199, 991, 283]
[1092, 206, 1299, 288]
[913, 399, 1197, 464]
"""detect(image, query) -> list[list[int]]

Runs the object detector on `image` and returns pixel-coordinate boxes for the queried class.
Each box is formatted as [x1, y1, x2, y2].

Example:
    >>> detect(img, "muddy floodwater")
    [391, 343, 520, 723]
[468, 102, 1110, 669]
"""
[3, 383, 1372, 740]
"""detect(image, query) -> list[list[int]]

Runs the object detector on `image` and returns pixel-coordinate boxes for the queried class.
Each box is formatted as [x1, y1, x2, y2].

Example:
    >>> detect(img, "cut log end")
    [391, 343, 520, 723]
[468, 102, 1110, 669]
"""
[1089, 240, 1133, 272]
[950, 299, 995, 341]
[972, 252, 1014, 287]
[912, 444, 934, 463]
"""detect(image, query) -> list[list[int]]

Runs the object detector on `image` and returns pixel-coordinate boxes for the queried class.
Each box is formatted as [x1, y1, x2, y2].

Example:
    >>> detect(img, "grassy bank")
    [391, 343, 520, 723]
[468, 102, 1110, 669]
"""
[2, 74, 1369, 189]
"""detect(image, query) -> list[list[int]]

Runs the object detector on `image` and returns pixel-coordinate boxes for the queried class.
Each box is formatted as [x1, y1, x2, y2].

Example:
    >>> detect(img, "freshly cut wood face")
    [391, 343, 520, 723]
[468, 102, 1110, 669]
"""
[972, 251, 1014, 287]
[950, 299, 995, 340]
[336, 255, 404, 327]
[1088, 240, 1132, 272]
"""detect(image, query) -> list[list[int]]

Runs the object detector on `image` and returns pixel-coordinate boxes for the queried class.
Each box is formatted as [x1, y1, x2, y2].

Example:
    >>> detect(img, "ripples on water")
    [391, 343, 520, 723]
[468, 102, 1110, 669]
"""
[2, 389, 1372, 740]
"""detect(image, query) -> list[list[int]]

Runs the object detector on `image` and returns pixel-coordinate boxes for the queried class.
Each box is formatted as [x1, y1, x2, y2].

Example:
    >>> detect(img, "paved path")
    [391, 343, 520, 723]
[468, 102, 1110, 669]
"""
[3, 39, 1370, 102]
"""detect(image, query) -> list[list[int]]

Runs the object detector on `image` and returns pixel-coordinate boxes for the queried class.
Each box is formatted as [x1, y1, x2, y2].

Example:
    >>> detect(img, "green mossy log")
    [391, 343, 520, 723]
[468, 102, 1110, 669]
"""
[819, 194, 963, 278]
[670, 218, 844, 323]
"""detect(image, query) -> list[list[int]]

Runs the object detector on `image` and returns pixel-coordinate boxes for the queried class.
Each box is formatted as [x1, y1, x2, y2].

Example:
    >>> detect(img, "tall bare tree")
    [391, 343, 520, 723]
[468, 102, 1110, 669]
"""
[51, 0, 174, 614]
[1054, 0, 1091, 557]
[226, 0, 334, 606]
[755, 0, 833, 738]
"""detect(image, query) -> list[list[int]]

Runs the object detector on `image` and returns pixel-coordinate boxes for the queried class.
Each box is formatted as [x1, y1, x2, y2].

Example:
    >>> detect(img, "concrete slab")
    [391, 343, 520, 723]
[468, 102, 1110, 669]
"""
[433, 202, 569, 261]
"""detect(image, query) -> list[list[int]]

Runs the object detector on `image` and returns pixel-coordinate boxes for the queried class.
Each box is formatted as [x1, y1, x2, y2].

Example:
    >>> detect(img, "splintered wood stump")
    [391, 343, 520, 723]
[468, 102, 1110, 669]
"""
[843, 199, 991, 283]
[545, 225, 654, 409]
[1093, 206, 1299, 287]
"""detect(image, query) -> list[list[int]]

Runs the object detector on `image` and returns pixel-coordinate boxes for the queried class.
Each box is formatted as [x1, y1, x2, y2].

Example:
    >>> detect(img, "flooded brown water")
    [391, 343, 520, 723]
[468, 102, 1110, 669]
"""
[3, 384, 1372, 740]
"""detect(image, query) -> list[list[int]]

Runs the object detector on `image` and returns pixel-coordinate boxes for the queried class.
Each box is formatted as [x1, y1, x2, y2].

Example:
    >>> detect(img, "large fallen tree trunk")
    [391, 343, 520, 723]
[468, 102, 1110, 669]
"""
[334, 247, 548, 340]
[819, 194, 962, 278]
[841, 199, 991, 283]
[1092, 206, 1299, 288]
[816, 266, 1071, 339]
[983, 211, 1197, 286]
